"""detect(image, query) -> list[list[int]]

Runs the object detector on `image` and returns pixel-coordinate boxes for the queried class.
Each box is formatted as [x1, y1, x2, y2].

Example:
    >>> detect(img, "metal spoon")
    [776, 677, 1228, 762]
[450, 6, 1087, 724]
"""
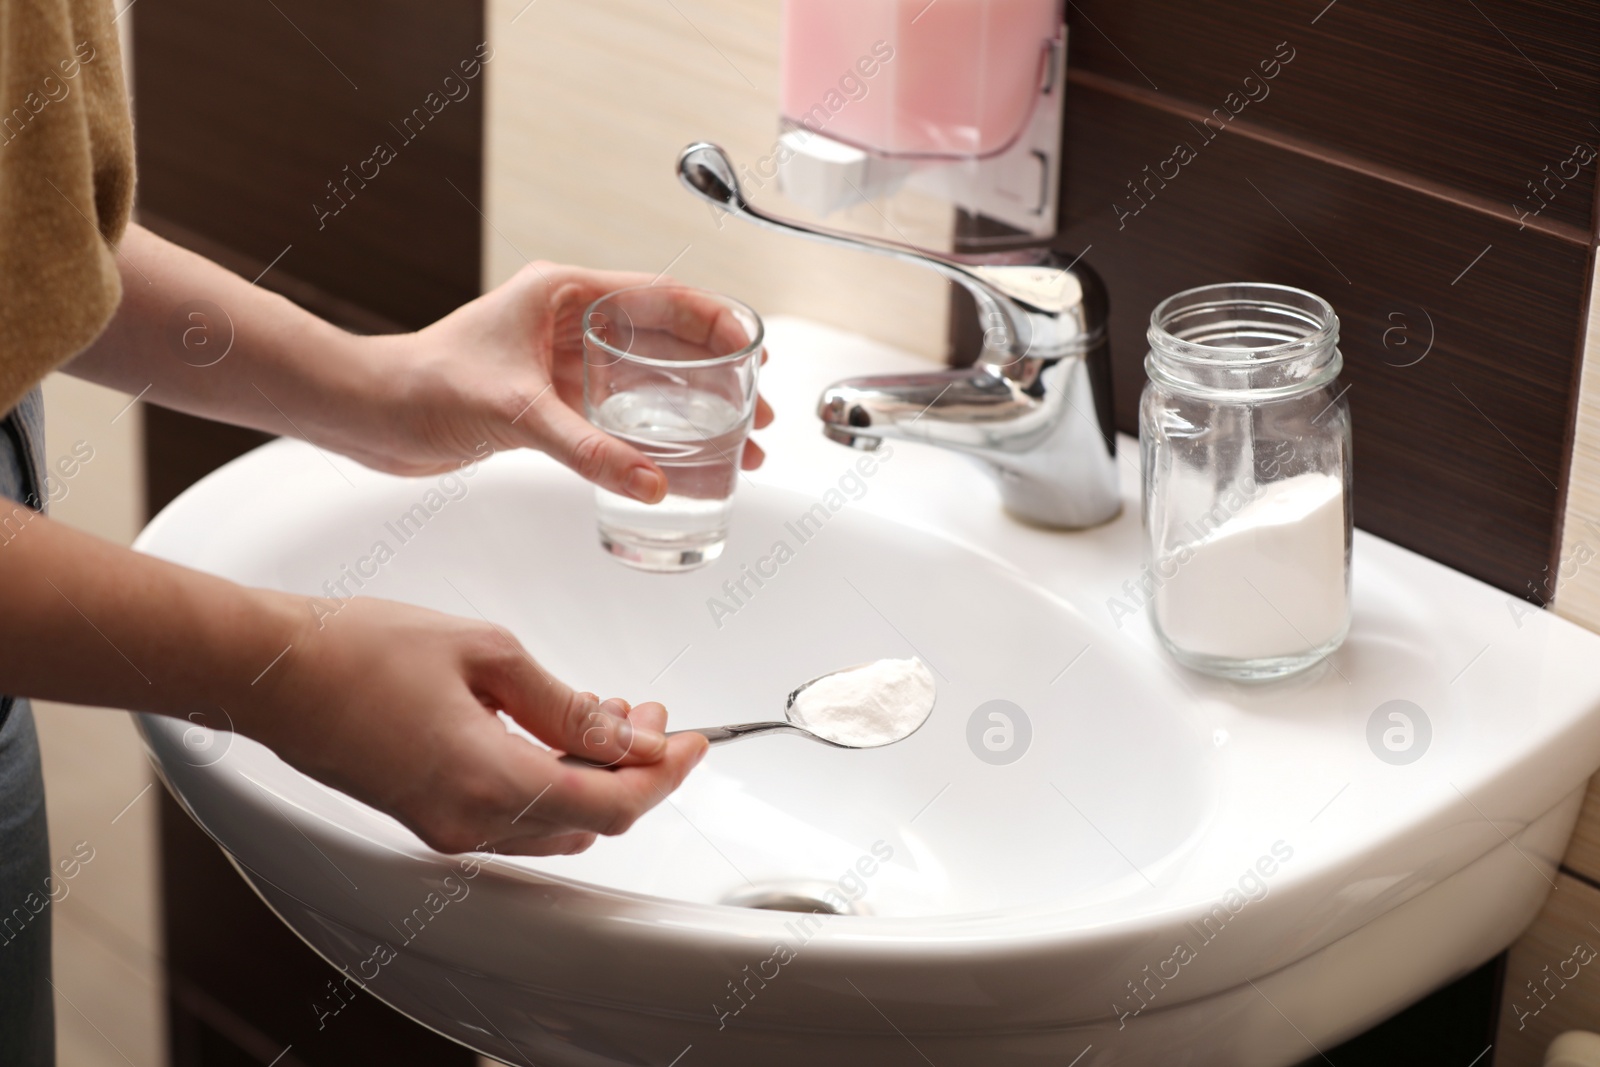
[560, 660, 937, 766]
[670, 659, 937, 751]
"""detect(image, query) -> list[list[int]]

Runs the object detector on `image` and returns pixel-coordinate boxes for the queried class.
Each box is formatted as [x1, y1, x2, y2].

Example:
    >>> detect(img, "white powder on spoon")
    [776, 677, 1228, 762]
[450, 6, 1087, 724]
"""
[789, 657, 936, 748]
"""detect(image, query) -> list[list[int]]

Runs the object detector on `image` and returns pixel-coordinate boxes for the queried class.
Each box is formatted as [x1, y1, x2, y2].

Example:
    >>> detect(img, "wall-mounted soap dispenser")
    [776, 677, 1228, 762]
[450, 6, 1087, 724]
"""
[774, 0, 1066, 244]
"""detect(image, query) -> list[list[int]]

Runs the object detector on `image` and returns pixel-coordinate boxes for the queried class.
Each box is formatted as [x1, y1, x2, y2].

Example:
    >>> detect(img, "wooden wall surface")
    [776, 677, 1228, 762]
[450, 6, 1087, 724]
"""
[1520, 181, 1600, 1067]
[133, 1, 483, 1063]
[1057, 0, 1598, 600]
[135, 0, 485, 330]
[482, 0, 951, 360]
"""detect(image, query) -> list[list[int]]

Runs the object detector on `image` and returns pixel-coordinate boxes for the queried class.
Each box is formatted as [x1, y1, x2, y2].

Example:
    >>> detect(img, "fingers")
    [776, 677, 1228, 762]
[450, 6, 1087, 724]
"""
[615, 700, 672, 762]
[741, 438, 766, 470]
[525, 262, 656, 310]
[524, 262, 769, 488]
[536, 262, 762, 359]
[524, 399, 666, 503]
[411, 715, 672, 856]
[742, 392, 771, 468]
[540, 732, 709, 837]
[591, 327, 727, 366]
[446, 726, 705, 854]
[565, 696, 670, 768]
[627, 700, 668, 735]
[476, 641, 668, 768]
[706, 305, 758, 356]
[587, 284, 758, 355]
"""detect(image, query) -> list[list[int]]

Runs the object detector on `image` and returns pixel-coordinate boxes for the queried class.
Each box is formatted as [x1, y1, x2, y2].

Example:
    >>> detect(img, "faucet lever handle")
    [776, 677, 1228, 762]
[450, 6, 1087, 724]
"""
[677, 142, 1102, 362]
[678, 142, 962, 272]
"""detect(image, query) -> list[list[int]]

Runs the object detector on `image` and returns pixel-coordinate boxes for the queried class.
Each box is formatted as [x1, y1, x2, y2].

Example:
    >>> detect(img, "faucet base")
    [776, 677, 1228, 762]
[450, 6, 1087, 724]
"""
[993, 463, 1124, 531]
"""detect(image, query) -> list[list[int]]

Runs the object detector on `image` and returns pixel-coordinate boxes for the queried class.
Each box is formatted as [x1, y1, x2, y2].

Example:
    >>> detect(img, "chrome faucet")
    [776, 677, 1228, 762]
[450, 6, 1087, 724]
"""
[676, 143, 1121, 529]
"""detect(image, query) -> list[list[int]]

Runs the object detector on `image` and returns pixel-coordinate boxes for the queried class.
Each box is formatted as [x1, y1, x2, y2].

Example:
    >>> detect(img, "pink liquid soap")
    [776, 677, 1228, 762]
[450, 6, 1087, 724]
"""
[780, 0, 1061, 159]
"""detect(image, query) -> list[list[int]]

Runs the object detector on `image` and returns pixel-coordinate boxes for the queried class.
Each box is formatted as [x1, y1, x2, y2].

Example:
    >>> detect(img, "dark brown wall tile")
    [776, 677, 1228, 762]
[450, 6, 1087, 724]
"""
[133, 4, 485, 1062]
[160, 794, 475, 1066]
[1058, 84, 1589, 596]
[133, 0, 485, 328]
[1065, 0, 1600, 235]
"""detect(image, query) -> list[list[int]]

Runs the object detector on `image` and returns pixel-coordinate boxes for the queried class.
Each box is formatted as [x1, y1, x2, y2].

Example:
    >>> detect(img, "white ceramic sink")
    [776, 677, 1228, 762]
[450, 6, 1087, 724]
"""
[138, 317, 1600, 1066]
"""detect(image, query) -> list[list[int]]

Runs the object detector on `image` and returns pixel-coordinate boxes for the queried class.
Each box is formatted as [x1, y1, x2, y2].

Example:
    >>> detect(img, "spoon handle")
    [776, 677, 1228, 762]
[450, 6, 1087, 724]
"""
[668, 722, 799, 746]
[558, 722, 800, 768]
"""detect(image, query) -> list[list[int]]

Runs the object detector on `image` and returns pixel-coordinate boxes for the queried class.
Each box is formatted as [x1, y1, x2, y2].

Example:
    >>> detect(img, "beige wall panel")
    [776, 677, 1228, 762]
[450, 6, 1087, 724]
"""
[1497, 873, 1600, 1067]
[1557, 256, 1600, 631]
[1566, 775, 1600, 885]
[1530, 246, 1600, 1061]
[32, 374, 163, 1067]
[484, 0, 950, 361]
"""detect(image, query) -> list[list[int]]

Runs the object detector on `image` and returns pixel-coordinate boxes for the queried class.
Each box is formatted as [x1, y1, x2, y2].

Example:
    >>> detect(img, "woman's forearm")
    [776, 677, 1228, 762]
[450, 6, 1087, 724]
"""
[0, 501, 302, 720]
[67, 227, 764, 493]
[66, 223, 387, 448]
[0, 500, 709, 857]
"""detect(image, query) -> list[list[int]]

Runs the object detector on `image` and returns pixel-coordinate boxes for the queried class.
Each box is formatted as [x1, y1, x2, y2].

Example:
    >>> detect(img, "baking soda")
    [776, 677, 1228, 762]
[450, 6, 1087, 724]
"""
[1154, 473, 1347, 661]
[790, 657, 936, 747]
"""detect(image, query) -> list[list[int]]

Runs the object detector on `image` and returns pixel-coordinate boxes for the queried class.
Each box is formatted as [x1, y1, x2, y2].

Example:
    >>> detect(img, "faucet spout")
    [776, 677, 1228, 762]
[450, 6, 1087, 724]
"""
[821, 369, 1036, 450]
[819, 356, 1120, 529]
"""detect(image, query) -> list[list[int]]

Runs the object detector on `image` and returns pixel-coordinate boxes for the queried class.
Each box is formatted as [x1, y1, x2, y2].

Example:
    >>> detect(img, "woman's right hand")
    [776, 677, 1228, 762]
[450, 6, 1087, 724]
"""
[238, 595, 708, 856]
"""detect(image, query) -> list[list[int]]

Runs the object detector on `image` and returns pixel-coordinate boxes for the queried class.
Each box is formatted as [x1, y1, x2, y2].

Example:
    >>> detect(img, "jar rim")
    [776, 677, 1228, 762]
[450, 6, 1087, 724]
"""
[1149, 283, 1338, 368]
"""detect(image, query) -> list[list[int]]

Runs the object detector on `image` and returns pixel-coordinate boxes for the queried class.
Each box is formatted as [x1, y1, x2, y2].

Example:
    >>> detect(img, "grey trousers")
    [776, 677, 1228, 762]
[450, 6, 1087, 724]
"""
[0, 388, 55, 1066]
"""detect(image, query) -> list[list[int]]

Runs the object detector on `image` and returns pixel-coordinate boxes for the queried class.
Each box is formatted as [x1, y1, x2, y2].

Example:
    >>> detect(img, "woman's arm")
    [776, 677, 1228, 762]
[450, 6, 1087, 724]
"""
[69, 223, 767, 488]
[0, 505, 706, 854]
[67, 224, 380, 459]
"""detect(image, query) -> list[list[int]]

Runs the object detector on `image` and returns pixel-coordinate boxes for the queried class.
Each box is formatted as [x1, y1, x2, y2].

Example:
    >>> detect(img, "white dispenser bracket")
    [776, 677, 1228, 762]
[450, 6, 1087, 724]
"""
[776, 31, 1066, 242]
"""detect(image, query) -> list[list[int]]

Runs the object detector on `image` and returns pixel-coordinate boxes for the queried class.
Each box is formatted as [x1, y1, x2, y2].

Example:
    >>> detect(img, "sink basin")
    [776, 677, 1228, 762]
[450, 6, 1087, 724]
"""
[138, 317, 1600, 1066]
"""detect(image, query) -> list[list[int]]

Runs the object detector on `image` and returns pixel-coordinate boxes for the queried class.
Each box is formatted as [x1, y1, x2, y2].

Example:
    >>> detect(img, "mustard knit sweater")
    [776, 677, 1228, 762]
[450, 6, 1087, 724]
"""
[0, 0, 134, 416]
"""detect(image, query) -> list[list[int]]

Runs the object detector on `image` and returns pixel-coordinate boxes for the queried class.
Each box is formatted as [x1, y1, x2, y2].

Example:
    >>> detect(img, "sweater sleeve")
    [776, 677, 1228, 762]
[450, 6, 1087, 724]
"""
[0, 0, 135, 415]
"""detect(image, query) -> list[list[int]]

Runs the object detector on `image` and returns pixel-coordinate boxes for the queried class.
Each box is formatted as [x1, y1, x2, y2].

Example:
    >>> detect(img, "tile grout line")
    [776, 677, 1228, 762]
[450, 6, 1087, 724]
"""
[1066, 68, 1590, 246]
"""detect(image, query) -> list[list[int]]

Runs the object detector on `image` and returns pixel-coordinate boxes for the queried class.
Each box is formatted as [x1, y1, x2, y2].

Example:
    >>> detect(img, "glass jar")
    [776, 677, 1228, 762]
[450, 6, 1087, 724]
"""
[1139, 283, 1352, 681]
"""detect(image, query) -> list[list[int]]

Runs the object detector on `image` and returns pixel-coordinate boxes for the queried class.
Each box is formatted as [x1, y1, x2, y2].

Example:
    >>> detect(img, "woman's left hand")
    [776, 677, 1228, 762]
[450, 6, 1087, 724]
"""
[333, 261, 773, 500]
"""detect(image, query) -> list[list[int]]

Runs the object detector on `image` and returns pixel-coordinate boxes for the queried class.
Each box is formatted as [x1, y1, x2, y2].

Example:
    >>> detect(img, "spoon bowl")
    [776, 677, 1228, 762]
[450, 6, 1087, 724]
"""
[668, 657, 937, 752]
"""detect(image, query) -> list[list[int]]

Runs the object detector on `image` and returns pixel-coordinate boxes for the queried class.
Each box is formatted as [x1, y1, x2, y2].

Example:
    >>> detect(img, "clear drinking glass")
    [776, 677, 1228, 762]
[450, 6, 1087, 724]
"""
[583, 286, 763, 572]
[1140, 283, 1352, 681]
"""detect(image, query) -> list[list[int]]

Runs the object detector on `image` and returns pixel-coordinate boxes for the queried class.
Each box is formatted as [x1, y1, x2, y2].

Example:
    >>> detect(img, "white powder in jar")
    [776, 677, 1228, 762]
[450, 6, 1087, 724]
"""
[1154, 472, 1348, 661]
[790, 657, 936, 748]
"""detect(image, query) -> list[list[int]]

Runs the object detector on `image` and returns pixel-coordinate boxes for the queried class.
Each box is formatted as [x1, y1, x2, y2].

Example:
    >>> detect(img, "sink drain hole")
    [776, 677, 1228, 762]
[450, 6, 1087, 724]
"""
[720, 881, 862, 916]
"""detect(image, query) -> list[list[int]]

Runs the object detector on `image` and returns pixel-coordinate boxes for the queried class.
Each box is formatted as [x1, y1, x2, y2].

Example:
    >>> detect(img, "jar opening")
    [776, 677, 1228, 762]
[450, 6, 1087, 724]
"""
[1150, 283, 1337, 367]
[1145, 283, 1341, 400]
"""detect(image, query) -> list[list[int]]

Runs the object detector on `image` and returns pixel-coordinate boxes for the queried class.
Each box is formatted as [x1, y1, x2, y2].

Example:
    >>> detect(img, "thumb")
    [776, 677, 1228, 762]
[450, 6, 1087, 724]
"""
[529, 400, 666, 503]
[546, 694, 669, 767]
[476, 642, 667, 767]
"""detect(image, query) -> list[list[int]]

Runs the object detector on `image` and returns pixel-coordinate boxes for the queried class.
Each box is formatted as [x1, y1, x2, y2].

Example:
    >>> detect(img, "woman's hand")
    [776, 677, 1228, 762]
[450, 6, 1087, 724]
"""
[329, 262, 773, 497]
[0, 507, 707, 857]
[240, 595, 708, 856]
[74, 231, 772, 499]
